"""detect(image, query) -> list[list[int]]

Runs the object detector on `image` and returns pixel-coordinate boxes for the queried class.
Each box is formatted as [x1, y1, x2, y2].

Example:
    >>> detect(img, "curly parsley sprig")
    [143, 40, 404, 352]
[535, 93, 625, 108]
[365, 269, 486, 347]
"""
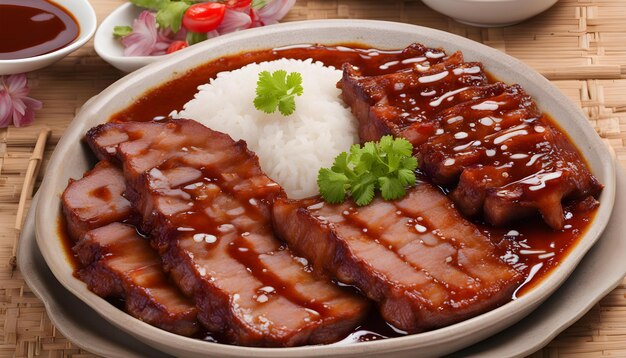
[317, 136, 418, 206]
[254, 70, 304, 116]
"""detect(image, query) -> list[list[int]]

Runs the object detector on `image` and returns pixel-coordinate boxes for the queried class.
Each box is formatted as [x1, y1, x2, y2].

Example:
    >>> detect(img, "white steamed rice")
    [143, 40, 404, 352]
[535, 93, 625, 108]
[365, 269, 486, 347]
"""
[172, 58, 358, 198]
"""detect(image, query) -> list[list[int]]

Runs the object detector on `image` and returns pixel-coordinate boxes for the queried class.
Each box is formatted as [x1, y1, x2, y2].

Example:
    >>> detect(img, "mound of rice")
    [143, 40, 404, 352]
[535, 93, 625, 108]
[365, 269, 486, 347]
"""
[172, 58, 358, 198]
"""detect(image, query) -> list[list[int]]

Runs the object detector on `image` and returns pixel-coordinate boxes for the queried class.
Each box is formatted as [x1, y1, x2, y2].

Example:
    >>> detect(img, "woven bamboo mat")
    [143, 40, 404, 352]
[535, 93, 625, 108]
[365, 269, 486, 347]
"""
[2, 0, 625, 356]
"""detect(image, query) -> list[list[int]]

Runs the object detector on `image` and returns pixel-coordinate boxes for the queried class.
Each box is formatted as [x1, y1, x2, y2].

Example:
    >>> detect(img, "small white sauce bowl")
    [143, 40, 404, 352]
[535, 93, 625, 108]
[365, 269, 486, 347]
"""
[0, 0, 97, 75]
[94, 2, 164, 73]
[422, 0, 559, 27]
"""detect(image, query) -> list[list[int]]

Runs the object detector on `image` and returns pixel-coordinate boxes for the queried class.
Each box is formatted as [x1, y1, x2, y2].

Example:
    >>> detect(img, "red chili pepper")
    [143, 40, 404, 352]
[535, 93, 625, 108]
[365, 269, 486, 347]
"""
[166, 41, 188, 54]
[182, 3, 227, 33]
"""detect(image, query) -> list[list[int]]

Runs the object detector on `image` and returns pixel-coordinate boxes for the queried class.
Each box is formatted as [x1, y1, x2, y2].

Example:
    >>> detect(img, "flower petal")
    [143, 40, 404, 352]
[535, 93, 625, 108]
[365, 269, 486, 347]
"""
[0, 90, 13, 128]
[13, 98, 40, 127]
[11, 98, 26, 117]
[22, 96, 43, 111]
[218, 9, 252, 34]
[257, 0, 295, 25]
[4, 73, 28, 93]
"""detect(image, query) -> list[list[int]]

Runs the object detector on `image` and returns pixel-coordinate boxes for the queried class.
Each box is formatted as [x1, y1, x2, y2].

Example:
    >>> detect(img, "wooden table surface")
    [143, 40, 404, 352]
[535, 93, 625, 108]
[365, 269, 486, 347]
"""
[1, 0, 625, 356]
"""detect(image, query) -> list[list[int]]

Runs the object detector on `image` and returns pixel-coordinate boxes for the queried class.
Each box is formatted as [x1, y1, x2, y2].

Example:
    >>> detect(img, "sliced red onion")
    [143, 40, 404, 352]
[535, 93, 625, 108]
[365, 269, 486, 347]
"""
[218, 9, 252, 34]
[121, 11, 173, 56]
[257, 0, 296, 25]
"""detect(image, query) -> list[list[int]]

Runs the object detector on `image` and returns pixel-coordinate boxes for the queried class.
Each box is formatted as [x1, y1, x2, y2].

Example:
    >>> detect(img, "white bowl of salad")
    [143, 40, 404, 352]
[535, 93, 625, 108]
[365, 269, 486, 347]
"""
[95, 0, 294, 72]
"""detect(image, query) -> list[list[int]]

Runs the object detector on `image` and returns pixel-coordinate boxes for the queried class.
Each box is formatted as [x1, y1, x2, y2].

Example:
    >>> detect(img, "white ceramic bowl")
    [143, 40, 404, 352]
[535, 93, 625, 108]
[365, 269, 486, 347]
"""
[0, 0, 97, 75]
[35, 20, 615, 358]
[422, 0, 559, 27]
[94, 2, 163, 73]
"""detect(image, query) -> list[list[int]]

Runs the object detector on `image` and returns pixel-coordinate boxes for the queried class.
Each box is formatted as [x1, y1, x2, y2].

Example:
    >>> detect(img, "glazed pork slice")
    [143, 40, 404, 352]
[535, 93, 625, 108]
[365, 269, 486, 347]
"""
[417, 88, 602, 229]
[273, 181, 523, 333]
[86, 119, 369, 347]
[339, 51, 489, 144]
[339, 43, 603, 229]
[61, 160, 132, 241]
[74, 222, 199, 336]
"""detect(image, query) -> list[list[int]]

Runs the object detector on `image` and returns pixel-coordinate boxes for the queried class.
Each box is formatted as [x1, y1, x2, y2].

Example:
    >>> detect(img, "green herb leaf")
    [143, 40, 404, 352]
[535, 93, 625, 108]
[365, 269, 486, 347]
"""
[317, 169, 349, 204]
[254, 70, 304, 116]
[251, 0, 268, 9]
[317, 135, 418, 206]
[378, 176, 405, 201]
[113, 25, 133, 38]
[156, 1, 189, 32]
[351, 174, 376, 206]
[130, 0, 170, 10]
[186, 31, 208, 45]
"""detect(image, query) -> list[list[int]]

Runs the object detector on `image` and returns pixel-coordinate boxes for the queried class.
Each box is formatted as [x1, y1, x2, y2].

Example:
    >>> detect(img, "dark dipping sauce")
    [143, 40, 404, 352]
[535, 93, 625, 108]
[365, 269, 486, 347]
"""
[0, 0, 79, 60]
[61, 44, 598, 344]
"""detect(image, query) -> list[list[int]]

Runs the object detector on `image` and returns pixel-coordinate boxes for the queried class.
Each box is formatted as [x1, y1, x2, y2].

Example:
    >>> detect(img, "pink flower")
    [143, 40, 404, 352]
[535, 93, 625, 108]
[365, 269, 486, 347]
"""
[253, 0, 295, 26]
[121, 11, 173, 56]
[217, 9, 252, 34]
[0, 74, 42, 128]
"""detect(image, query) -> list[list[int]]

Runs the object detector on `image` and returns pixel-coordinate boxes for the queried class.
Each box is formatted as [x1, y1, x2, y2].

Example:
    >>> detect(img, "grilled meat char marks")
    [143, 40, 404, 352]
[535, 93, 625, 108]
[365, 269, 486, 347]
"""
[273, 181, 523, 333]
[74, 223, 199, 336]
[339, 45, 602, 229]
[87, 119, 369, 347]
[62, 162, 199, 336]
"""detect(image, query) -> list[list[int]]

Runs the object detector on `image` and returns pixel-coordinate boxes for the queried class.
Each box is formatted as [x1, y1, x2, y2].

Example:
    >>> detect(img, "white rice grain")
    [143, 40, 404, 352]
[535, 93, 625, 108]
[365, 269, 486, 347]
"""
[172, 58, 358, 198]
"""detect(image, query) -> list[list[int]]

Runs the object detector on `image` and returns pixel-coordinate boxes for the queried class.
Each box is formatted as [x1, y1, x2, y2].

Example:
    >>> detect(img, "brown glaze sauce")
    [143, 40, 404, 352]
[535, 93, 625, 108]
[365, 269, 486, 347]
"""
[61, 44, 597, 344]
[0, 0, 79, 60]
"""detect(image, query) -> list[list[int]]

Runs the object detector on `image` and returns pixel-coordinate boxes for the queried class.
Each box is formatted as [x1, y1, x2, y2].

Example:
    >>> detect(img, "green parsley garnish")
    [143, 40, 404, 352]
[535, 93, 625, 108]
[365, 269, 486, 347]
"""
[254, 70, 304, 116]
[317, 135, 418, 206]
[156, 1, 189, 32]
[113, 26, 133, 38]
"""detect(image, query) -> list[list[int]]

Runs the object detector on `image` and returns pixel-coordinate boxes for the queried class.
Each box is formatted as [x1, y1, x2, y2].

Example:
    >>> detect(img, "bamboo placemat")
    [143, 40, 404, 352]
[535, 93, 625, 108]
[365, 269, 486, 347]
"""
[2, 0, 625, 356]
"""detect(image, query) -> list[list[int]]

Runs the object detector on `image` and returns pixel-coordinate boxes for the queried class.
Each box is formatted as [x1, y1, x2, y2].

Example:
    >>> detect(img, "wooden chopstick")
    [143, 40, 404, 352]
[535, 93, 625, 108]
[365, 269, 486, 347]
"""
[10, 128, 51, 272]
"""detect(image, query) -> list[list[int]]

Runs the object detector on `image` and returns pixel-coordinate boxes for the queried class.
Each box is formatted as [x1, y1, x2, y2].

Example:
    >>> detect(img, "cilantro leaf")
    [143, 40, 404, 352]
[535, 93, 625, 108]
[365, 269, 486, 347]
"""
[157, 1, 189, 32]
[398, 168, 417, 186]
[130, 0, 170, 10]
[113, 25, 133, 38]
[186, 31, 207, 45]
[254, 70, 304, 116]
[379, 176, 405, 201]
[251, 0, 268, 9]
[351, 174, 376, 206]
[277, 97, 296, 117]
[317, 169, 349, 204]
[317, 135, 418, 206]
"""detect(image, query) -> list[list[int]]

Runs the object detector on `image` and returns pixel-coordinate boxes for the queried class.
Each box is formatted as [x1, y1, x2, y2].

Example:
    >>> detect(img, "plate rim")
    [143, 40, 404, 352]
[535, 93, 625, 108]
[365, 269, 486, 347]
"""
[34, 19, 617, 357]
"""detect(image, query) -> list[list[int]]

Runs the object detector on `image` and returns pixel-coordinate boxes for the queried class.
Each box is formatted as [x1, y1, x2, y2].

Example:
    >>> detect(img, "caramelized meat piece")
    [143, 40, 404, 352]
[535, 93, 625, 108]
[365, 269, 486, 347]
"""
[87, 119, 369, 347]
[74, 223, 199, 336]
[273, 181, 523, 333]
[339, 50, 488, 144]
[339, 44, 602, 229]
[61, 160, 132, 241]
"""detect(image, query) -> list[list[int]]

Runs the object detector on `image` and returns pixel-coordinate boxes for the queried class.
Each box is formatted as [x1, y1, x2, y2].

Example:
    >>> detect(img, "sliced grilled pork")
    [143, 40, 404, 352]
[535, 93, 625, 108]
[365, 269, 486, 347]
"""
[86, 119, 369, 347]
[339, 44, 602, 229]
[273, 181, 523, 333]
[61, 160, 132, 241]
[339, 51, 489, 144]
[74, 223, 199, 336]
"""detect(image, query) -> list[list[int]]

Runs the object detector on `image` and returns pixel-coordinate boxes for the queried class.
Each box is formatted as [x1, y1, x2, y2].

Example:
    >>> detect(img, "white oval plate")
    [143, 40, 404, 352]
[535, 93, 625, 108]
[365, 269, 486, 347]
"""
[35, 20, 616, 358]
